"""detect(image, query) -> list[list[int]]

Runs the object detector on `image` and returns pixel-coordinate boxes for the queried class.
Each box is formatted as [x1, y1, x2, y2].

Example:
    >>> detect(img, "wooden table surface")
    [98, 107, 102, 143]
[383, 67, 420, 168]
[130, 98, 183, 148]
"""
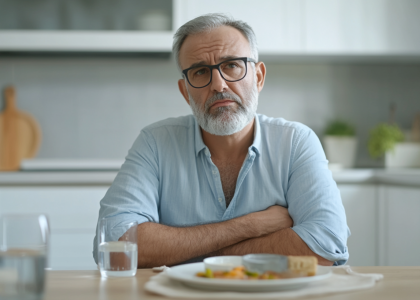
[44, 267, 420, 300]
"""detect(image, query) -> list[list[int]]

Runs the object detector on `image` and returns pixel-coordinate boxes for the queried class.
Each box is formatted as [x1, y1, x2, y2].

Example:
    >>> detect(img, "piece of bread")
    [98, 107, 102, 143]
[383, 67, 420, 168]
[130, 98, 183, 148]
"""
[288, 256, 318, 276]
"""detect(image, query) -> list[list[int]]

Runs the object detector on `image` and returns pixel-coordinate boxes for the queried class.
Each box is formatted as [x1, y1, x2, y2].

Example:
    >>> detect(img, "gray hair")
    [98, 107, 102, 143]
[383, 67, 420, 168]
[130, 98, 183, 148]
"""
[172, 13, 258, 72]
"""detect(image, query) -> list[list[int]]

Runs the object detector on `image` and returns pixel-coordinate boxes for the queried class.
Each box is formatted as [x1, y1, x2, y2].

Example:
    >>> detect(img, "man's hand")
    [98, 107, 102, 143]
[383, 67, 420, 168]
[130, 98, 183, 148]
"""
[250, 205, 293, 236]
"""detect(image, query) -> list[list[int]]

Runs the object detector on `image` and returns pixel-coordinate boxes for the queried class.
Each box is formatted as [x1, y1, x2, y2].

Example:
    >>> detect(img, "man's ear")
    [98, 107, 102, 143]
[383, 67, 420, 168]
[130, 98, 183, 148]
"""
[255, 62, 266, 93]
[178, 78, 190, 105]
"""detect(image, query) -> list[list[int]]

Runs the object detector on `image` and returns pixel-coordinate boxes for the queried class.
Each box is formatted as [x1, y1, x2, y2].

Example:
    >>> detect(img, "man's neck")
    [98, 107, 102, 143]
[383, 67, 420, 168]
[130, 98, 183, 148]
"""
[201, 118, 255, 161]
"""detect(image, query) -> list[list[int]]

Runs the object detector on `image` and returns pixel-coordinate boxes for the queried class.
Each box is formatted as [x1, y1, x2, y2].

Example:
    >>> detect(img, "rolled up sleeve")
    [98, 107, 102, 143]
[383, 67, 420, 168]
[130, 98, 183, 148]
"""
[92, 129, 160, 264]
[287, 128, 350, 265]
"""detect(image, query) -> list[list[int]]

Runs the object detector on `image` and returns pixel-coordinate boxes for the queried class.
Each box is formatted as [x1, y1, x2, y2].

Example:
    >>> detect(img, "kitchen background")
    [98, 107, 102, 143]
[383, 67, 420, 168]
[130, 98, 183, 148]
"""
[1, 58, 420, 167]
[1, 0, 420, 269]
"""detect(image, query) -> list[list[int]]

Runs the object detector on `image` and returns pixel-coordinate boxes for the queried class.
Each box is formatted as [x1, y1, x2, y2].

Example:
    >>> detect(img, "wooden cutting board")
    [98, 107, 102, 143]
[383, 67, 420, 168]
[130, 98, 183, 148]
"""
[0, 86, 42, 171]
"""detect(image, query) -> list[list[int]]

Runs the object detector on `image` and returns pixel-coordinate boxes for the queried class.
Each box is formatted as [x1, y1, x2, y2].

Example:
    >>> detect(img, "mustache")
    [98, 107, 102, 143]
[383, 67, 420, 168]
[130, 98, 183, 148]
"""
[205, 92, 243, 112]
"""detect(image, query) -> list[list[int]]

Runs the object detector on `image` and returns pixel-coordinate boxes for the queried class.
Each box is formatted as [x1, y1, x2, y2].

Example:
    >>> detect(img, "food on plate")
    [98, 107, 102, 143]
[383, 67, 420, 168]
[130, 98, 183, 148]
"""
[196, 256, 318, 280]
[288, 256, 317, 276]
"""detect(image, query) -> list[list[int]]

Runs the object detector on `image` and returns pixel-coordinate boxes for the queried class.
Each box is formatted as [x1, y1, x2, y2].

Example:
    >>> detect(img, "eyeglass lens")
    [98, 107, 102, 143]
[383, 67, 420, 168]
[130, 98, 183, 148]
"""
[187, 60, 247, 88]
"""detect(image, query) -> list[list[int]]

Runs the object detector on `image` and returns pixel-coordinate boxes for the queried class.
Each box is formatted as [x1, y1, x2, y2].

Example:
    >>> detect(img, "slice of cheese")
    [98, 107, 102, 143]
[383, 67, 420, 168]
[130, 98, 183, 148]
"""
[288, 256, 318, 276]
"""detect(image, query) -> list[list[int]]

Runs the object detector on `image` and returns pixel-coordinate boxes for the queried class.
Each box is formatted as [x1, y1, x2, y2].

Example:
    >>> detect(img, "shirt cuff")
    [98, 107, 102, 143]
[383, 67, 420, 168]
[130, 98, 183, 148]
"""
[292, 224, 349, 265]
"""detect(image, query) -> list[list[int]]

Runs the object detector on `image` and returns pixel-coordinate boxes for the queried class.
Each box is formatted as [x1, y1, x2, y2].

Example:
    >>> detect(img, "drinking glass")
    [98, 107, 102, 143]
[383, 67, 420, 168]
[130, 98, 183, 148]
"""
[97, 219, 138, 277]
[0, 214, 49, 300]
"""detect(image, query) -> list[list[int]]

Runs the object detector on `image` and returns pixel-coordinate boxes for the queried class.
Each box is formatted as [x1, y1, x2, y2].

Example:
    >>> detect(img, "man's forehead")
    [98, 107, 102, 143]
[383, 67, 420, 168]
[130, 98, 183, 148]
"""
[179, 26, 251, 68]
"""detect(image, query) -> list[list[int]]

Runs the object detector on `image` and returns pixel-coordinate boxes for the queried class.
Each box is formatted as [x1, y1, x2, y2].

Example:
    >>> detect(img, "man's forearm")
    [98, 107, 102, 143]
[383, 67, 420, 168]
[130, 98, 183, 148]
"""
[214, 228, 334, 266]
[135, 205, 292, 268]
[136, 220, 251, 268]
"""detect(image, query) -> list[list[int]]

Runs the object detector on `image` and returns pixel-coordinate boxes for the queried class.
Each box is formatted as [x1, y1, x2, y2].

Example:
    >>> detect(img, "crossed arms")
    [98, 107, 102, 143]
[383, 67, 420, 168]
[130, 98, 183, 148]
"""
[97, 124, 349, 268]
[136, 206, 333, 268]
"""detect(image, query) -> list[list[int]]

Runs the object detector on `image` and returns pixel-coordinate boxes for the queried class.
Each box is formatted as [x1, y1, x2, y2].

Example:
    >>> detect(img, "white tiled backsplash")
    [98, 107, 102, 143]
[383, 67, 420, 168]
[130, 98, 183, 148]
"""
[1, 57, 420, 167]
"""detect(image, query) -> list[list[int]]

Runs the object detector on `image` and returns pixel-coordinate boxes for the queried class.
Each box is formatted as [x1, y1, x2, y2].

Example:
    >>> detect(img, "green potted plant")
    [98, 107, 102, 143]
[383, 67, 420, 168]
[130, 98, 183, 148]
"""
[368, 123, 420, 167]
[323, 120, 357, 169]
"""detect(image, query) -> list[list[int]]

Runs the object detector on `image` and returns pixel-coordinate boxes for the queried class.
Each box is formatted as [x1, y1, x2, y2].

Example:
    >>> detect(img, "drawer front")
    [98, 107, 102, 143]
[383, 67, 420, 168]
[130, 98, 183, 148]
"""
[0, 186, 108, 270]
[49, 232, 97, 270]
[0, 187, 108, 230]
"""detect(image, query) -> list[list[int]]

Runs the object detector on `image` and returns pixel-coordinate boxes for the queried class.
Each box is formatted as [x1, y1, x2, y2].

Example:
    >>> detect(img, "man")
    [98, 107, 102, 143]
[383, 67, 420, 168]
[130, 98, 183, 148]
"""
[93, 14, 350, 267]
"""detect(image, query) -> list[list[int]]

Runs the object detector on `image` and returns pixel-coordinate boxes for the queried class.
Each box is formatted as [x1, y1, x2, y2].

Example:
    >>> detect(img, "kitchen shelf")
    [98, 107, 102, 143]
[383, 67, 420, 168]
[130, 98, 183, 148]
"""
[0, 31, 173, 52]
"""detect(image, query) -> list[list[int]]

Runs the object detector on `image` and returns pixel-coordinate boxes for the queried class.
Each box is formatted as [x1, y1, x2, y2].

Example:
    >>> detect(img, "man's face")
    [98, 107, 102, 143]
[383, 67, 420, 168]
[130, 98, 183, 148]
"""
[178, 26, 265, 136]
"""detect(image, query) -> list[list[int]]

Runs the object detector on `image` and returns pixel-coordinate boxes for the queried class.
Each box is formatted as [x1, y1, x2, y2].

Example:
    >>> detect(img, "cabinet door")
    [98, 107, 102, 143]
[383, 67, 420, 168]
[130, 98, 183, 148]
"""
[382, 186, 420, 266]
[174, 0, 302, 53]
[0, 186, 108, 270]
[338, 184, 377, 266]
[304, 0, 381, 53]
[304, 0, 420, 54]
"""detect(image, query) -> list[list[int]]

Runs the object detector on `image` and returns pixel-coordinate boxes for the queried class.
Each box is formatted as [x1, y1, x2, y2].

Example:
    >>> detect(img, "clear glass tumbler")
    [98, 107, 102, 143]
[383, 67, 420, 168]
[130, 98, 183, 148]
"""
[0, 214, 50, 300]
[97, 219, 138, 277]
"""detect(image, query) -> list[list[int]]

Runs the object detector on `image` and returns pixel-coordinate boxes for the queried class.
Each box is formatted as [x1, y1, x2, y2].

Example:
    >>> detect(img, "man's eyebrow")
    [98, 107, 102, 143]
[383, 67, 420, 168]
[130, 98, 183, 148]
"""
[188, 61, 207, 69]
[187, 56, 243, 69]
[219, 55, 242, 61]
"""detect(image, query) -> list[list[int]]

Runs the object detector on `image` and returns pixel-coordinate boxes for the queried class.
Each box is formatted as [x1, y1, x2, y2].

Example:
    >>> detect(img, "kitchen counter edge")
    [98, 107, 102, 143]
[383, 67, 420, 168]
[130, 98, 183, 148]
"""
[0, 169, 419, 186]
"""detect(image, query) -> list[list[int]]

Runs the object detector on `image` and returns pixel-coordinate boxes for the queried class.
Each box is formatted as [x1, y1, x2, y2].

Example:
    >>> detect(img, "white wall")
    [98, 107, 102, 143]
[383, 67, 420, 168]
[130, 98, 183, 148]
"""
[1, 57, 420, 167]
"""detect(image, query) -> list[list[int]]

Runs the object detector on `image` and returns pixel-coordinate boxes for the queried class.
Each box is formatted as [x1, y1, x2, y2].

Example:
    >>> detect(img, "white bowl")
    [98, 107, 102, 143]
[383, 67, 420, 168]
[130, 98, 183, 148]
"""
[203, 256, 243, 272]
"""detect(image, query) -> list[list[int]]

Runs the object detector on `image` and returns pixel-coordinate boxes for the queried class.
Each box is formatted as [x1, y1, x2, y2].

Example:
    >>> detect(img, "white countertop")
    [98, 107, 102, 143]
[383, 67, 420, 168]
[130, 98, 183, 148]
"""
[0, 169, 419, 186]
[0, 171, 118, 185]
[330, 168, 420, 186]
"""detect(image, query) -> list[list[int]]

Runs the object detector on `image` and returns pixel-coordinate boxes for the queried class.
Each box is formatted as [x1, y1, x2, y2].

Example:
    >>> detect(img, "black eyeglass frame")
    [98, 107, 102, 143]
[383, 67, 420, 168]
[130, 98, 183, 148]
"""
[182, 57, 257, 88]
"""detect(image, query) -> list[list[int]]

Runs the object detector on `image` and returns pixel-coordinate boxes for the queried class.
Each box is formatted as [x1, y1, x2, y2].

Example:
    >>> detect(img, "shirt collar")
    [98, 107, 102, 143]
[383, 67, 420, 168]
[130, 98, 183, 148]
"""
[250, 114, 262, 157]
[193, 114, 262, 157]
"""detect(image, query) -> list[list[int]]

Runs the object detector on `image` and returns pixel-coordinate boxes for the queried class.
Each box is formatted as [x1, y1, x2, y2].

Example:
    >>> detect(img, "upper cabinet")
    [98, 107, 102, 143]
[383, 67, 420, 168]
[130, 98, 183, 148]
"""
[174, 0, 303, 54]
[0, 0, 174, 52]
[303, 0, 420, 54]
[1, 0, 419, 56]
[175, 0, 420, 57]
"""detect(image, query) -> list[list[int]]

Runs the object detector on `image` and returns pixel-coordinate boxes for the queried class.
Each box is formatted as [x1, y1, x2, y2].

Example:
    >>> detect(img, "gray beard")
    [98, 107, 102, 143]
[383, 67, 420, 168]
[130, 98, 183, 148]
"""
[188, 83, 259, 136]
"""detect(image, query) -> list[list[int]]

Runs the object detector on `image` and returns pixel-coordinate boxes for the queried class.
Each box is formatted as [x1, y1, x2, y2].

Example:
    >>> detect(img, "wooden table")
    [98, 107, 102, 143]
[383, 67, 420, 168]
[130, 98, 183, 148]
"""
[44, 267, 420, 300]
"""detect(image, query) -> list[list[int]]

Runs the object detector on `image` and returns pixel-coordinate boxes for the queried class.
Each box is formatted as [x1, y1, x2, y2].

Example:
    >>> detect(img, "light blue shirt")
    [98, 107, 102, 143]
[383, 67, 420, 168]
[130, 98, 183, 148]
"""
[93, 114, 350, 265]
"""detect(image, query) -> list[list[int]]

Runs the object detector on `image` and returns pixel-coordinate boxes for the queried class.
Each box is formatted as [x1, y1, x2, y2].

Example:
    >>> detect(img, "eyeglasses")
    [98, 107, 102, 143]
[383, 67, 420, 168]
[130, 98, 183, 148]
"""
[182, 57, 257, 88]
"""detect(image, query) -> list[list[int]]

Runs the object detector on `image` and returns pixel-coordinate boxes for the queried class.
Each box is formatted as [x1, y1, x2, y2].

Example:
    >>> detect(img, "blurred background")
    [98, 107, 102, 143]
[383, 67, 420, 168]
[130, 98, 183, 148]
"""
[0, 0, 419, 270]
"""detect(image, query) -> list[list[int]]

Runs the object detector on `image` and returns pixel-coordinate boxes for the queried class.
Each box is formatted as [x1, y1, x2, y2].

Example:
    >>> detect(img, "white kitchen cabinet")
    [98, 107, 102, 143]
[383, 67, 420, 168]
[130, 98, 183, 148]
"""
[0, 0, 174, 52]
[176, 0, 420, 56]
[174, 0, 303, 54]
[0, 186, 108, 270]
[50, 233, 97, 270]
[379, 185, 420, 266]
[303, 0, 420, 54]
[2, 0, 420, 56]
[338, 184, 377, 266]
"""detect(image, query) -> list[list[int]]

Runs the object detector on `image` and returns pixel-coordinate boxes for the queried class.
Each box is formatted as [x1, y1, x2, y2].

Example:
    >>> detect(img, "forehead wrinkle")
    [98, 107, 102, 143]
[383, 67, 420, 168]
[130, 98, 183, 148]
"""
[186, 42, 242, 68]
[179, 26, 250, 69]
[191, 41, 233, 57]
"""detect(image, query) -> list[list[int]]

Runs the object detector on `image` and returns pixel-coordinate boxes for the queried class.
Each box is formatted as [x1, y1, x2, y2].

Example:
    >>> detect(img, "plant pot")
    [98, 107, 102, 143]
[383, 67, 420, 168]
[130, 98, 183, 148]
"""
[385, 143, 420, 168]
[323, 136, 358, 169]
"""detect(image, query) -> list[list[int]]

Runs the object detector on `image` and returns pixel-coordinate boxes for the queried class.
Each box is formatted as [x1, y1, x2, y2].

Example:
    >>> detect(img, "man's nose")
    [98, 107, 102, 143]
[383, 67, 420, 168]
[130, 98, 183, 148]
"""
[210, 68, 228, 92]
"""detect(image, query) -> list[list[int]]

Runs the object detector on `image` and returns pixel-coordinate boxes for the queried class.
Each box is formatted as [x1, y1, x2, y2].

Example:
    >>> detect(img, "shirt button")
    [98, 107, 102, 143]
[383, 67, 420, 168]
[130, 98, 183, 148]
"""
[213, 170, 217, 175]
[218, 198, 222, 202]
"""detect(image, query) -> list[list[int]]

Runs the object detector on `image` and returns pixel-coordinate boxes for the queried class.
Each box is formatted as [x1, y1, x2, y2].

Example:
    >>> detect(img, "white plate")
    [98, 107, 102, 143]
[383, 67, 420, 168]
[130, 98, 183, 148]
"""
[166, 262, 332, 292]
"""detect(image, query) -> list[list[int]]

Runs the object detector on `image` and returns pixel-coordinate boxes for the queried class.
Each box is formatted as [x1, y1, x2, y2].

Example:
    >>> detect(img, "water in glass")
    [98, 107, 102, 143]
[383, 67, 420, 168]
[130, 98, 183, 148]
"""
[0, 215, 49, 300]
[98, 241, 137, 277]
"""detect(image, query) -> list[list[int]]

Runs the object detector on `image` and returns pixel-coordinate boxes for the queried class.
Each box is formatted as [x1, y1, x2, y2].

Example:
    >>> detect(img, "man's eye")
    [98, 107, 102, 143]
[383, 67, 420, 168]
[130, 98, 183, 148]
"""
[195, 68, 207, 76]
[226, 63, 238, 68]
